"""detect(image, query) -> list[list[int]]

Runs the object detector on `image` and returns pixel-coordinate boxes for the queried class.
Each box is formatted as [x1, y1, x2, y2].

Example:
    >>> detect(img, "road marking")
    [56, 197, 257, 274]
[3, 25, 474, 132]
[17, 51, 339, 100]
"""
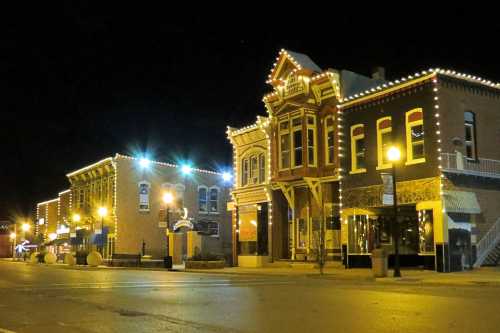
[31, 279, 273, 286]
[17, 280, 293, 291]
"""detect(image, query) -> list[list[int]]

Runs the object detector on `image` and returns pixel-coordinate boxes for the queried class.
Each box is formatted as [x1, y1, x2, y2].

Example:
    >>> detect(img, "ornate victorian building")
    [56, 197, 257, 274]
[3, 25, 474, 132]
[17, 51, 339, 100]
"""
[228, 50, 381, 267]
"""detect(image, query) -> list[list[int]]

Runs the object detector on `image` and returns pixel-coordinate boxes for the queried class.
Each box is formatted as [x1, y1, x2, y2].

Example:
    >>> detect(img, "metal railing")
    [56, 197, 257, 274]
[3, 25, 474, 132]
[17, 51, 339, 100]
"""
[474, 217, 500, 268]
[441, 153, 500, 179]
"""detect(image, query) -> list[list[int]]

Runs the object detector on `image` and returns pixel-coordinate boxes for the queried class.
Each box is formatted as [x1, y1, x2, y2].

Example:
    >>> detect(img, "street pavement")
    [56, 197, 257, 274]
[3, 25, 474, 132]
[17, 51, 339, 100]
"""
[1, 261, 500, 332]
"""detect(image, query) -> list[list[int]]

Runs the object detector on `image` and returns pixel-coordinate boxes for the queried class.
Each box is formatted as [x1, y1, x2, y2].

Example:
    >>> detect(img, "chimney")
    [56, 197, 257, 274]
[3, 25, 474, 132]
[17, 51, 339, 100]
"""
[372, 66, 386, 81]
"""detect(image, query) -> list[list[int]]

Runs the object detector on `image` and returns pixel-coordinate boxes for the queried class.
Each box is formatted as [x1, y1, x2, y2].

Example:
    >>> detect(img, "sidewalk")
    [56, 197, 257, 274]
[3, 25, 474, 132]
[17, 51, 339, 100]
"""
[185, 265, 500, 287]
[3, 258, 500, 287]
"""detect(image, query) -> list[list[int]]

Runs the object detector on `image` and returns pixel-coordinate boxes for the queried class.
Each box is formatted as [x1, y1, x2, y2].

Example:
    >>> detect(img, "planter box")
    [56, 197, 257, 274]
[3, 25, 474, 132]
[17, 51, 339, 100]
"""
[185, 260, 225, 269]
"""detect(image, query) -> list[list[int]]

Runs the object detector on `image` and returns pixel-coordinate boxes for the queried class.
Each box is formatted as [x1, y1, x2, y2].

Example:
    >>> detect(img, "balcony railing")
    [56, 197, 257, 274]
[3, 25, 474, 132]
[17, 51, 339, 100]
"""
[441, 153, 500, 179]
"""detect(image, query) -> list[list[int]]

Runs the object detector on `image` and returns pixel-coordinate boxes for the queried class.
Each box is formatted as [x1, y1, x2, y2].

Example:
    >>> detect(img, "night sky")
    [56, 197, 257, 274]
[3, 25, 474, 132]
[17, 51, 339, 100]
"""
[2, 4, 499, 219]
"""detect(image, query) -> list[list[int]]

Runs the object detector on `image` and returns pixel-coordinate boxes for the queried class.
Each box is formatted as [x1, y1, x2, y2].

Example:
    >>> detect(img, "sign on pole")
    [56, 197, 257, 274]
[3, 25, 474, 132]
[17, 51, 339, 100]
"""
[381, 173, 394, 206]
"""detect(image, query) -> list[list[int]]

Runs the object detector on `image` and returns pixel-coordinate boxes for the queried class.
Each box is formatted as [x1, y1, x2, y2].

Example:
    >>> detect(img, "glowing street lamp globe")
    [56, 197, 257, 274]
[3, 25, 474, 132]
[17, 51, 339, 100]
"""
[21, 223, 30, 232]
[73, 214, 81, 223]
[222, 172, 232, 182]
[98, 207, 108, 218]
[181, 164, 192, 175]
[387, 146, 401, 162]
[163, 192, 174, 205]
[9, 232, 16, 240]
[139, 158, 150, 168]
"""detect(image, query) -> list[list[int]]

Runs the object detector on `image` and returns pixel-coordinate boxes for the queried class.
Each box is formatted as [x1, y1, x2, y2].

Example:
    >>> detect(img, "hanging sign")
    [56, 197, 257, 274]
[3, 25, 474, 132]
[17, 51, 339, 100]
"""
[381, 173, 394, 205]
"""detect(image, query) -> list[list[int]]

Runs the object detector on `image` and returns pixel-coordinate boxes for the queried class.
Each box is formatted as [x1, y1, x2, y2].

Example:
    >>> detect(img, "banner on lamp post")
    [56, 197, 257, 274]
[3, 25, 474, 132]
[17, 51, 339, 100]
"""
[381, 173, 394, 206]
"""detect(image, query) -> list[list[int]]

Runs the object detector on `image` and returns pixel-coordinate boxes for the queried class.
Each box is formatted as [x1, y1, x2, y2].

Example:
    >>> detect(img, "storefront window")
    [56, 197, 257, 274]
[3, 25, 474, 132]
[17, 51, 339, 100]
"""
[418, 209, 434, 253]
[348, 215, 374, 254]
[400, 216, 419, 253]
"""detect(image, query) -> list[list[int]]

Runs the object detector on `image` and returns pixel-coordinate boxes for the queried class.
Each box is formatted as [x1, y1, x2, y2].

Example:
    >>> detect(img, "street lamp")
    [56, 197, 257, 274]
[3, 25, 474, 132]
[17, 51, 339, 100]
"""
[21, 223, 30, 232]
[73, 214, 81, 223]
[98, 207, 107, 255]
[162, 192, 174, 269]
[387, 146, 402, 278]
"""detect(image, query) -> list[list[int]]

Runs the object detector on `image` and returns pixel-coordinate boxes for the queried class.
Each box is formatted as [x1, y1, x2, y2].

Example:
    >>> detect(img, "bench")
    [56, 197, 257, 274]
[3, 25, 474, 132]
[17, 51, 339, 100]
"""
[110, 253, 141, 267]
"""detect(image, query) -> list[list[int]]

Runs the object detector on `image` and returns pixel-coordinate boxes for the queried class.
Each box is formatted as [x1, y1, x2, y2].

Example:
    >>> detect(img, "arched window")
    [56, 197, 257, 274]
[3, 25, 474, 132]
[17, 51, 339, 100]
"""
[405, 108, 425, 165]
[138, 181, 151, 211]
[174, 184, 185, 208]
[198, 186, 208, 213]
[350, 124, 366, 174]
[377, 116, 392, 169]
[209, 187, 219, 213]
[241, 150, 266, 187]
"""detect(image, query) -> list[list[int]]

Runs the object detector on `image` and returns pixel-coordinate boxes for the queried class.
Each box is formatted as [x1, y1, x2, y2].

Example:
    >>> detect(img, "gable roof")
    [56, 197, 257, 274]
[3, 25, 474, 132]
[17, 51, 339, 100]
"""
[284, 50, 322, 73]
[267, 49, 322, 83]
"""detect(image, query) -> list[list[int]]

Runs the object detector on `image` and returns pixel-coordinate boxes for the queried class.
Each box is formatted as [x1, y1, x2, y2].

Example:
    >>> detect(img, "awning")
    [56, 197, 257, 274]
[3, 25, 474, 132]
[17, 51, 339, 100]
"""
[443, 190, 481, 214]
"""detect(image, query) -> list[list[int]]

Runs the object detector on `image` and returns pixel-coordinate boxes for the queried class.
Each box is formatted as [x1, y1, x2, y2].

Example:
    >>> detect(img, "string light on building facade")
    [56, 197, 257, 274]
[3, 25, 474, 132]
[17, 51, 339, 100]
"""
[430, 72, 446, 212]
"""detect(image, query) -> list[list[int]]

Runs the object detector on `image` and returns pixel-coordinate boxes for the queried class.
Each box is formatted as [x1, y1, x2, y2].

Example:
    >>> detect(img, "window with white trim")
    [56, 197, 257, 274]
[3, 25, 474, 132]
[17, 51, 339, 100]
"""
[405, 108, 425, 164]
[198, 186, 208, 213]
[377, 116, 392, 169]
[242, 159, 249, 186]
[279, 119, 290, 169]
[258, 153, 265, 184]
[240, 151, 266, 187]
[350, 124, 366, 173]
[174, 184, 186, 208]
[307, 115, 316, 167]
[209, 187, 219, 213]
[324, 115, 335, 165]
[138, 181, 151, 211]
[464, 111, 477, 160]
[292, 116, 303, 167]
[250, 156, 258, 184]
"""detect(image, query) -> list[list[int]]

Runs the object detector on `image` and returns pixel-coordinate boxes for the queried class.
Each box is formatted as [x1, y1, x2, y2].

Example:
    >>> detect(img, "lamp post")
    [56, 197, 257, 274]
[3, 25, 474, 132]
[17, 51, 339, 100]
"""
[387, 146, 402, 278]
[163, 192, 174, 268]
[10, 229, 16, 259]
[98, 207, 107, 255]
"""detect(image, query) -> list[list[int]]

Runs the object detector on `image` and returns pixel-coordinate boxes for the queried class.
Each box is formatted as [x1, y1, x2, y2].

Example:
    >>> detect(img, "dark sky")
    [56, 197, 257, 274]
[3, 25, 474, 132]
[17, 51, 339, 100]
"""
[2, 4, 499, 219]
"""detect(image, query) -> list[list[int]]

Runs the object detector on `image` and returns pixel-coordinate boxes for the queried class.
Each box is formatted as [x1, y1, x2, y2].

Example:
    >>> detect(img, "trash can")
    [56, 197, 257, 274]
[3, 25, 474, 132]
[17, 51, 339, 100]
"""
[163, 256, 173, 269]
[76, 251, 88, 265]
[371, 248, 388, 277]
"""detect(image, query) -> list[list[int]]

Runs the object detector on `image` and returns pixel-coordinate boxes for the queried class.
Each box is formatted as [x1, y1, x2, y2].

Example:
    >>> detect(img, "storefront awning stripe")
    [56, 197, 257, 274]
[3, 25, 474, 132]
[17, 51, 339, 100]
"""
[443, 190, 481, 214]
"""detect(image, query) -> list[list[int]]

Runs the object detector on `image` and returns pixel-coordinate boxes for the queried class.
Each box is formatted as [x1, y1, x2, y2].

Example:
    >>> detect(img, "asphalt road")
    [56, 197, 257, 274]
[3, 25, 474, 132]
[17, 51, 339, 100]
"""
[1, 261, 500, 332]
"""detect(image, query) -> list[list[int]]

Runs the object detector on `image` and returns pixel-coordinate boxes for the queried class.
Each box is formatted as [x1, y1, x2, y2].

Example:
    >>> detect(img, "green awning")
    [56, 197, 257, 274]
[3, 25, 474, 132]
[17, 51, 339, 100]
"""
[443, 190, 481, 214]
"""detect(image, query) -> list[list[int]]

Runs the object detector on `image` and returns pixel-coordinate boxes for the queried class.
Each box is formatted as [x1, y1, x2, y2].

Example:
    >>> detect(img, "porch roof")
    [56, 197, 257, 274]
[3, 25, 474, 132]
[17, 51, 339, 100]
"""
[443, 191, 481, 214]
